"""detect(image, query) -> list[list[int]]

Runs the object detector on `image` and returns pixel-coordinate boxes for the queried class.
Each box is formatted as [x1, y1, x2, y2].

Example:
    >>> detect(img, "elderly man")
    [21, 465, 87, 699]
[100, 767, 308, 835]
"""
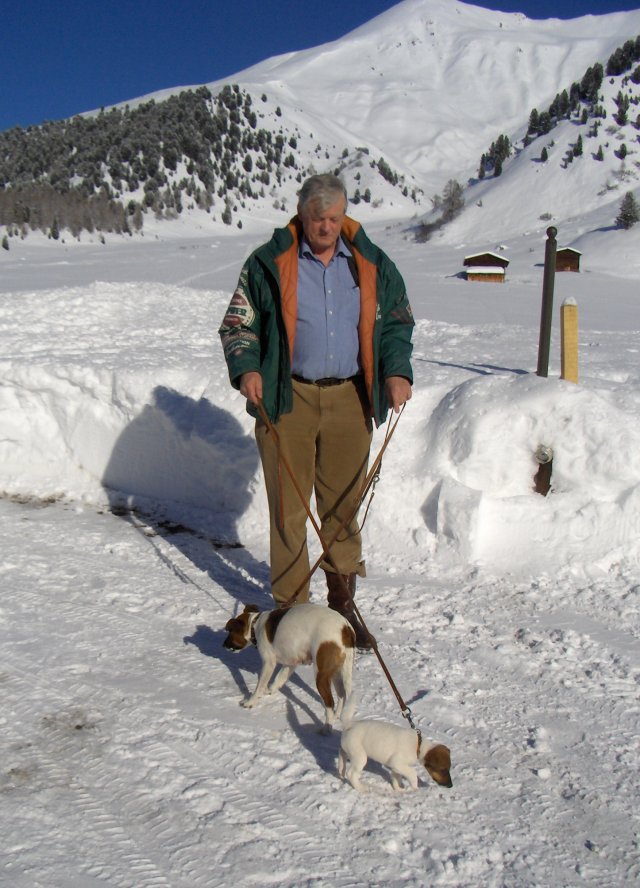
[219, 174, 414, 647]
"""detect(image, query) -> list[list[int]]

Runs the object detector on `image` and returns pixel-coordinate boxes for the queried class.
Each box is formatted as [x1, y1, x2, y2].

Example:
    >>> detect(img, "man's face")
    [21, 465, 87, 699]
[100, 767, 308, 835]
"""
[299, 196, 346, 256]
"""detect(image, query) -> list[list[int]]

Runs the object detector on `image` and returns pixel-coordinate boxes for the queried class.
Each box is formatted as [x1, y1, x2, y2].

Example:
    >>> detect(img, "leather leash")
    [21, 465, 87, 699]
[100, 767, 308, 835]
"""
[286, 404, 404, 606]
[256, 398, 403, 605]
[255, 398, 417, 730]
[256, 398, 359, 591]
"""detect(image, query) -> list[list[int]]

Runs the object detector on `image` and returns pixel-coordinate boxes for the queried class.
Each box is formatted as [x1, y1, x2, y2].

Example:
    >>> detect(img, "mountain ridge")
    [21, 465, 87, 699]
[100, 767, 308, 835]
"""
[1, 0, 639, 244]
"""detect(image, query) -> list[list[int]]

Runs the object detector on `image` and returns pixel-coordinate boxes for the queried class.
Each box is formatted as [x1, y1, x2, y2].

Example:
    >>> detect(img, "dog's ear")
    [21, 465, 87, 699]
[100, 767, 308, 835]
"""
[243, 604, 260, 614]
[224, 617, 243, 632]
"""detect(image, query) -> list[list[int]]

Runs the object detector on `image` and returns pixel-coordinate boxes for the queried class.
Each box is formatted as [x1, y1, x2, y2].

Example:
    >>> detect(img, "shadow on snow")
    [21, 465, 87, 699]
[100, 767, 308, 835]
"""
[102, 384, 270, 607]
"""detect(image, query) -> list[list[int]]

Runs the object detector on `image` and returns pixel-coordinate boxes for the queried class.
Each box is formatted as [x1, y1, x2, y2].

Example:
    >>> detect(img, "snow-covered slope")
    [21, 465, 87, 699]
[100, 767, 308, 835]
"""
[212, 0, 639, 184]
[102, 0, 640, 238]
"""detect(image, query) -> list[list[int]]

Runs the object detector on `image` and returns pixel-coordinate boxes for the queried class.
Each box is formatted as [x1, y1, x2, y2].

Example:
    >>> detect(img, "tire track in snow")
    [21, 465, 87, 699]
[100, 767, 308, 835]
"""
[2, 649, 202, 886]
[13, 664, 372, 887]
[1, 608, 365, 887]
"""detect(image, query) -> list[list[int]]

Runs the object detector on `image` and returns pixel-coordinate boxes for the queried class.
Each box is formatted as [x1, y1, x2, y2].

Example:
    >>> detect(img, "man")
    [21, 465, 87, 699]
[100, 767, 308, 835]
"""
[219, 174, 413, 647]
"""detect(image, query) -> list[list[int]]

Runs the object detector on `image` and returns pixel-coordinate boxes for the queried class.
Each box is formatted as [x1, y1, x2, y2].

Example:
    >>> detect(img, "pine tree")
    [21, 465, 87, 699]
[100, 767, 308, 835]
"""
[441, 179, 464, 221]
[538, 111, 552, 135]
[614, 91, 630, 126]
[221, 199, 233, 226]
[616, 191, 640, 229]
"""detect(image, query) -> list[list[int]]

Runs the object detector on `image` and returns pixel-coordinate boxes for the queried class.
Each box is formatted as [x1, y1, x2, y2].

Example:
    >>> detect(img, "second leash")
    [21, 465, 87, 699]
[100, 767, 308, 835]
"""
[256, 397, 415, 724]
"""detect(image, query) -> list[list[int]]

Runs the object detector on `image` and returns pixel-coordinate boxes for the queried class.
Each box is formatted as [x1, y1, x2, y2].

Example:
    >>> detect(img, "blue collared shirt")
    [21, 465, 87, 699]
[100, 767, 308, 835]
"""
[292, 236, 361, 380]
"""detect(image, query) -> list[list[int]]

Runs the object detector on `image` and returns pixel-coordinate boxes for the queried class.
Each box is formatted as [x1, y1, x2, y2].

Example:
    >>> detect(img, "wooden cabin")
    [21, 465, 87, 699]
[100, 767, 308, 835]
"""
[555, 247, 581, 272]
[463, 251, 509, 283]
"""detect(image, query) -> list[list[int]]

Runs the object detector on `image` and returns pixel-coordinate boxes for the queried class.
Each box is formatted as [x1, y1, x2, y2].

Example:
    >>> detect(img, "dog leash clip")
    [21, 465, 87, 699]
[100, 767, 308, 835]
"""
[401, 706, 417, 731]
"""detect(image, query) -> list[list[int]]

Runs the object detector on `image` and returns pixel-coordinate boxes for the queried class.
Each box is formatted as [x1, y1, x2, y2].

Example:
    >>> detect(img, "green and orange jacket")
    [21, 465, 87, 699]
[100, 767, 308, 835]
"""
[218, 214, 414, 426]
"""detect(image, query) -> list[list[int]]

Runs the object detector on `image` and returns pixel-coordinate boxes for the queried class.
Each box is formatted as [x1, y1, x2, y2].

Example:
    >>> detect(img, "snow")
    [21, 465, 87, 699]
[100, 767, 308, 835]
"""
[2, 217, 639, 887]
[98, 0, 640, 230]
[2, 2, 640, 886]
[225, 0, 639, 191]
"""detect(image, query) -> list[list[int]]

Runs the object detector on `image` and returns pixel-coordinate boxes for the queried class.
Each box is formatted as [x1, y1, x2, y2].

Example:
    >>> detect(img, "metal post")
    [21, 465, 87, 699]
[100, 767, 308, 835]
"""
[533, 444, 554, 496]
[537, 226, 557, 377]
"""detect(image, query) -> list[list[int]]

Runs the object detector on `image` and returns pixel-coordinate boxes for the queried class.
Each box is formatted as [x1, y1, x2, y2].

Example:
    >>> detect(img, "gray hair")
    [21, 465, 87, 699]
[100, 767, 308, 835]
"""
[297, 174, 347, 213]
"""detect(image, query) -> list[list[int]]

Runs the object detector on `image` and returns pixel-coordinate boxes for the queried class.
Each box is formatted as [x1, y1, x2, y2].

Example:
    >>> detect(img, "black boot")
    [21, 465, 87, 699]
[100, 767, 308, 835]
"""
[325, 571, 374, 651]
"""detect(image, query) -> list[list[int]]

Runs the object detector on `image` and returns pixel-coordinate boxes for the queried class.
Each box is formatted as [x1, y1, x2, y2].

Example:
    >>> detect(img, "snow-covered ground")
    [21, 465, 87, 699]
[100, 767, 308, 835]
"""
[3, 0, 640, 882]
[1, 207, 639, 887]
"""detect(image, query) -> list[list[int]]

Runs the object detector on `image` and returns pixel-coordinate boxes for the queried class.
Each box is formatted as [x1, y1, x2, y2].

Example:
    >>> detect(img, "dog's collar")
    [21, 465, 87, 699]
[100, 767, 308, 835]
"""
[416, 728, 423, 757]
[249, 612, 259, 647]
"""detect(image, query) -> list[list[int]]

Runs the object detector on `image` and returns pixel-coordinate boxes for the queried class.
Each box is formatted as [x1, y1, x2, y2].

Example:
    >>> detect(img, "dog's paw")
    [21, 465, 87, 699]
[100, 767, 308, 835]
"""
[392, 782, 415, 792]
[391, 777, 407, 791]
[241, 697, 257, 709]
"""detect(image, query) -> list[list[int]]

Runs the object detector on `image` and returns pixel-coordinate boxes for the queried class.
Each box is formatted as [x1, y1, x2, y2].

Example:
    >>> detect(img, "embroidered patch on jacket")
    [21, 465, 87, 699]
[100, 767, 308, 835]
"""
[390, 302, 414, 324]
[221, 286, 255, 330]
[221, 328, 258, 357]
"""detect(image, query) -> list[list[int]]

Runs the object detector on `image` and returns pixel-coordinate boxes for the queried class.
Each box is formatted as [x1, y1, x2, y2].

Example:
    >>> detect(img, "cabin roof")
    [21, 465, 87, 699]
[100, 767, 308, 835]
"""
[463, 251, 510, 266]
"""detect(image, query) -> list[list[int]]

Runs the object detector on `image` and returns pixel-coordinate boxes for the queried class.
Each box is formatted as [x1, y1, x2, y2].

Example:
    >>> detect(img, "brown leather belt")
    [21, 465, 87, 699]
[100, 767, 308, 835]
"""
[292, 374, 358, 387]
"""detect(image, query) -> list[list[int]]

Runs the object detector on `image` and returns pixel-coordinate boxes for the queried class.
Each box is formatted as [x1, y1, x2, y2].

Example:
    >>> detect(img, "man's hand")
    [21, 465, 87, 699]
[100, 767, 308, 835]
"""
[239, 371, 263, 405]
[385, 376, 412, 413]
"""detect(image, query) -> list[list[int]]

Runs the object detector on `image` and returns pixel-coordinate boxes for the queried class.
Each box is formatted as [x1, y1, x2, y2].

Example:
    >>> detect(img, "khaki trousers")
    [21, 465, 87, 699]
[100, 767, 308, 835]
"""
[256, 377, 373, 605]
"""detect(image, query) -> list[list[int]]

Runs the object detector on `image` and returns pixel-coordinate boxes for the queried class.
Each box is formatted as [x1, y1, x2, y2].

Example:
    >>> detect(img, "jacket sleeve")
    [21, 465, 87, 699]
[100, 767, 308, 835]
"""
[218, 259, 262, 388]
[377, 254, 414, 383]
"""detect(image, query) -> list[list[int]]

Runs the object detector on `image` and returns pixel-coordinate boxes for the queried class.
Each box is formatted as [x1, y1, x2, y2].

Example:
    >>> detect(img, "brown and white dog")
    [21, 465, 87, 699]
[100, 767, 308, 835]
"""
[338, 714, 453, 792]
[223, 603, 355, 732]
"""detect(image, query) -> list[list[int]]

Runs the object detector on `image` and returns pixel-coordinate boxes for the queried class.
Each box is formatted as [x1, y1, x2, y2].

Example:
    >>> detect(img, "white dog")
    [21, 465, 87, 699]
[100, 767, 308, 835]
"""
[223, 603, 355, 732]
[339, 712, 452, 792]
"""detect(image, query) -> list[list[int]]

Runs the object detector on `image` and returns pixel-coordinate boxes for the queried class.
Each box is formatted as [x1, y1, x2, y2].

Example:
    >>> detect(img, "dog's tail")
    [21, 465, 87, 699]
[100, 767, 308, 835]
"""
[340, 692, 357, 729]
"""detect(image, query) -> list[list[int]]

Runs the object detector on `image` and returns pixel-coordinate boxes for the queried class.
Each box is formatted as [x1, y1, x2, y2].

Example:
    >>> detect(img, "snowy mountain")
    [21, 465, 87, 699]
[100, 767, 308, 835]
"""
[198, 0, 640, 233]
[217, 0, 636, 179]
[2, 0, 640, 244]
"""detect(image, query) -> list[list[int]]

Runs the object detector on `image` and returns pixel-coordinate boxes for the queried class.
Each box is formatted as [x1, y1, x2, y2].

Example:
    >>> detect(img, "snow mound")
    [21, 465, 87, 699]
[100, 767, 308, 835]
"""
[423, 373, 640, 572]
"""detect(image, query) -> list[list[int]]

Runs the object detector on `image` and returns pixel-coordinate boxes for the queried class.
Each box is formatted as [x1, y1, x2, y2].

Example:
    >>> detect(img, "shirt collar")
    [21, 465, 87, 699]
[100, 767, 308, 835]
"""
[300, 235, 352, 260]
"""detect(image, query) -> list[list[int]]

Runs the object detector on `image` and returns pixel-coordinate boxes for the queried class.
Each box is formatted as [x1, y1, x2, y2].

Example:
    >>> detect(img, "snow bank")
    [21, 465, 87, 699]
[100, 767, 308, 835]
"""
[2, 279, 639, 579]
[423, 374, 640, 572]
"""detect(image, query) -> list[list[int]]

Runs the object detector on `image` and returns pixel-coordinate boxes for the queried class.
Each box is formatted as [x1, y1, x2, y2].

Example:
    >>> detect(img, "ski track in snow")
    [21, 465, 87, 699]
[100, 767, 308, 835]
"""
[1, 497, 638, 887]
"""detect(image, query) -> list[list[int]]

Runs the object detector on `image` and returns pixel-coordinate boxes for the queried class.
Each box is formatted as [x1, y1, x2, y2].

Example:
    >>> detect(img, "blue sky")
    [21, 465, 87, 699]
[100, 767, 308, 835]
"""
[2, 0, 638, 132]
